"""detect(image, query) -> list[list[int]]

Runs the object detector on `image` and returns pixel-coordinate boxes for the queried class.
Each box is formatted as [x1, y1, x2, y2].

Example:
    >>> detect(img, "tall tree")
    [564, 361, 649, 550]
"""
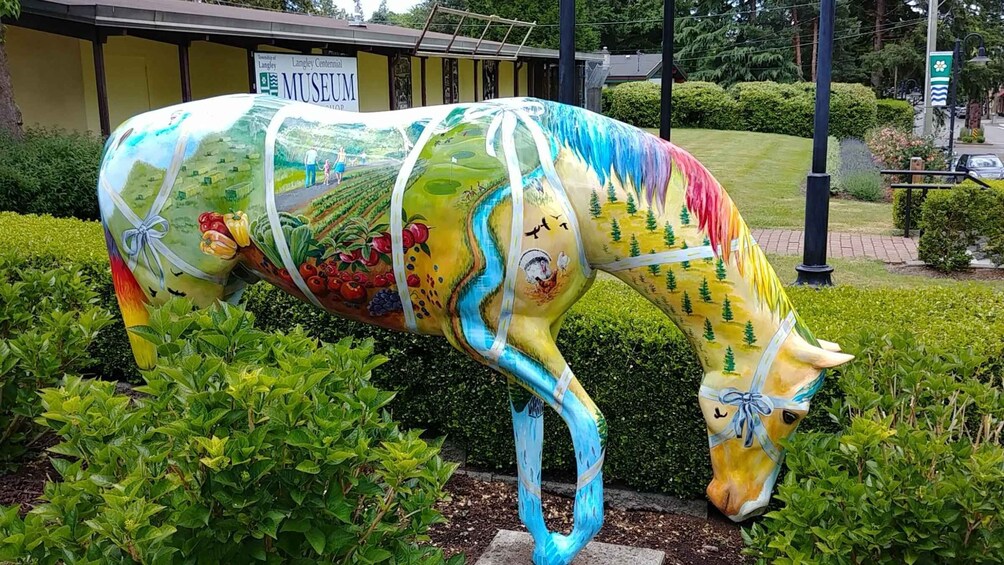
[369, 0, 390, 23]
[0, 0, 22, 139]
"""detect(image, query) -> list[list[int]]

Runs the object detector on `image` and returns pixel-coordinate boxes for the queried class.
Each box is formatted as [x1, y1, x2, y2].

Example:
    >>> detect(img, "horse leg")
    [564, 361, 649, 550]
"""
[508, 380, 547, 543]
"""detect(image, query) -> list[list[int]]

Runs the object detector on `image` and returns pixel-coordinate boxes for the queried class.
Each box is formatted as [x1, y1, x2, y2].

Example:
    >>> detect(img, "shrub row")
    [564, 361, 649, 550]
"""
[7, 212, 1004, 499]
[875, 98, 914, 131]
[0, 129, 104, 221]
[604, 80, 878, 139]
[917, 180, 1004, 272]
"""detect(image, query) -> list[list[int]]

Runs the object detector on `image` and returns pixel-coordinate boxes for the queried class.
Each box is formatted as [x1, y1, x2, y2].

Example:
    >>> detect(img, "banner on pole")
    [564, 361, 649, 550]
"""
[929, 51, 953, 107]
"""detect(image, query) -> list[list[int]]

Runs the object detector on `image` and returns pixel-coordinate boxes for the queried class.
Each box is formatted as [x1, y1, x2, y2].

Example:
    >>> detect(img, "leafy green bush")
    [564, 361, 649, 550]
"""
[0, 129, 104, 221]
[875, 99, 914, 130]
[669, 81, 739, 130]
[0, 300, 459, 564]
[824, 83, 879, 140]
[0, 256, 110, 468]
[866, 126, 947, 173]
[744, 332, 1004, 564]
[605, 81, 661, 128]
[843, 170, 884, 201]
[918, 181, 1004, 272]
[892, 188, 927, 232]
[729, 82, 813, 138]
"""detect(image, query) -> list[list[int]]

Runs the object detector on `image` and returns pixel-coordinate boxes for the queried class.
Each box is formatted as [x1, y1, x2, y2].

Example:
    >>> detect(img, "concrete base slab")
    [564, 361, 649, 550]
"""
[475, 530, 665, 565]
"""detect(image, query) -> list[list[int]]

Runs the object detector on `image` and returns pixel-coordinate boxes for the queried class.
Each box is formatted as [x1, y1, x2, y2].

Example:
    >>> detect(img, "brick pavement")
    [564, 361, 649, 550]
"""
[751, 228, 918, 264]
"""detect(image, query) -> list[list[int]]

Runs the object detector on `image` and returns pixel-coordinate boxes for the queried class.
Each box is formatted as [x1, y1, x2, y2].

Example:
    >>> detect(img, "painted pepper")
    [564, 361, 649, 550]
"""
[224, 211, 251, 247]
[200, 230, 238, 260]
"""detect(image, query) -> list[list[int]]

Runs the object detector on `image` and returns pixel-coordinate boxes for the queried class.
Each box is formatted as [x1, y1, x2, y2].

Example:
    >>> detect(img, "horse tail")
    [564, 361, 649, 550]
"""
[104, 226, 158, 369]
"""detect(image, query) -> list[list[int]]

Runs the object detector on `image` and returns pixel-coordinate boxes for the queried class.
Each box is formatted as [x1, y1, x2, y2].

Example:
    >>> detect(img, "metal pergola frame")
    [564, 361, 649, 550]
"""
[413, 5, 536, 61]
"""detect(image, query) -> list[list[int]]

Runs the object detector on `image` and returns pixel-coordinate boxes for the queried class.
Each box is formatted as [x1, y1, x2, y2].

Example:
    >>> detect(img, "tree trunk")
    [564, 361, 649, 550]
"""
[871, 0, 885, 91]
[793, 9, 803, 78]
[811, 18, 818, 82]
[968, 100, 982, 130]
[0, 28, 23, 140]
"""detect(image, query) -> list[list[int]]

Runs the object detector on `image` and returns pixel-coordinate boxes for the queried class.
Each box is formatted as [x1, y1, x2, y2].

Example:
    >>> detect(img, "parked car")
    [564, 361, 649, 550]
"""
[954, 153, 1004, 179]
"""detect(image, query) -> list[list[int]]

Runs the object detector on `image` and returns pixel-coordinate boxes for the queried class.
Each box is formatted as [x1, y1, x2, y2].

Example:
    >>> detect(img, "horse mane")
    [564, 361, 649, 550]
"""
[542, 103, 795, 321]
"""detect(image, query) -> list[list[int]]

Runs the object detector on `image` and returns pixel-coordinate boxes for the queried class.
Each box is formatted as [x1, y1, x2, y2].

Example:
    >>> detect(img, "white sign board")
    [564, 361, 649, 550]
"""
[253, 53, 359, 111]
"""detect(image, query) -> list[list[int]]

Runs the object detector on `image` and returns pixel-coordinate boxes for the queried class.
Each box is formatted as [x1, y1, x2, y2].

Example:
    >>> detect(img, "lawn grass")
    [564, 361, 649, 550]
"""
[661, 129, 893, 234]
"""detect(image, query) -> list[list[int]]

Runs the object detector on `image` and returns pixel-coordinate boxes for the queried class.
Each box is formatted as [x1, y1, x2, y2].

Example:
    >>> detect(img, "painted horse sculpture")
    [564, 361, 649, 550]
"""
[99, 95, 853, 564]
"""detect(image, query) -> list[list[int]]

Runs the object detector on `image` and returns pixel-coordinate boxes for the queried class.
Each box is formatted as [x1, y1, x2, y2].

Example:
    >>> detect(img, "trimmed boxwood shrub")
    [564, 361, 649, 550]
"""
[917, 181, 1004, 272]
[892, 188, 927, 231]
[0, 128, 104, 221]
[7, 211, 1004, 499]
[876, 98, 914, 130]
[605, 81, 661, 128]
[669, 81, 739, 130]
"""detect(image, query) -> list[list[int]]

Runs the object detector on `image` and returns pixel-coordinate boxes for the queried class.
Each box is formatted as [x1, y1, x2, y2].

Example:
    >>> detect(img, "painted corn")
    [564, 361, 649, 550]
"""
[200, 230, 238, 259]
[224, 211, 251, 247]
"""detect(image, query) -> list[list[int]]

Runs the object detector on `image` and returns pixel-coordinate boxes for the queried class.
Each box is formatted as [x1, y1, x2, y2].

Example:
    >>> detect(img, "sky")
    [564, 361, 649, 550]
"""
[332, 0, 421, 19]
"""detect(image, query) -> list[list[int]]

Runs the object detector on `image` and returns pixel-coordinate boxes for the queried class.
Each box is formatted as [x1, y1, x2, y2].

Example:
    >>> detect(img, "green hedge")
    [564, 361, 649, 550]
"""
[875, 98, 914, 130]
[918, 180, 1004, 272]
[0, 129, 104, 221]
[7, 212, 1004, 499]
[892, 189, 926, 231]
[605, 80, 877, 139]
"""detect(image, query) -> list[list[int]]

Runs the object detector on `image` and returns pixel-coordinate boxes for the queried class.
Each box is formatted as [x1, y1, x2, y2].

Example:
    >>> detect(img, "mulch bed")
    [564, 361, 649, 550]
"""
[429, 474, 745, 564]
[0, 437, 58, 515]
[889, 263, 1004, 281]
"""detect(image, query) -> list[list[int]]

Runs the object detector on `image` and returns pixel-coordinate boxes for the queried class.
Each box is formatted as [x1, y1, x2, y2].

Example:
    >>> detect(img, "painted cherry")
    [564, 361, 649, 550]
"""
[306, 275, 327, 296]
[339, 249, 361, 263]
[407, 274, 420, 287]
[361, 248, 380, 267]
[299, 263, 317, 279]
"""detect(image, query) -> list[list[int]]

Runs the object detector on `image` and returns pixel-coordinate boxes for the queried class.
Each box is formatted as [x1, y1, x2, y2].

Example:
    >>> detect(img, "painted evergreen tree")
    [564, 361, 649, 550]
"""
[715, 258, 727, 281]
[682, 291, 693, 315]
[627, 193, 638, 215]
[703, 318, 715, 342]
[629, 234, 640, 257]
[680, 205, 691, 225]
[663, 222, 675, 247]
[606, 182, 617, 203]
[645, 208, 658, 231]
[680, 242, 690, 270]
[723, 346, 736, 372]
[722, 296, 734, 322]
[589, 190, 601, 218]
[703, 236, 713, 263]
[743, 321, 757, 347]
[648, 263, 661, 276]
[610, 218, 622, 242]
[665, 268, 677, 292]
[699, 278, 712, 303]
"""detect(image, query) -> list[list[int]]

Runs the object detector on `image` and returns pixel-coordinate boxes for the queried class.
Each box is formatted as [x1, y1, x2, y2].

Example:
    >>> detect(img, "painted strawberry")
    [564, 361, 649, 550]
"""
[407, 274, 420, 288]
[371, 232, 393, 254]
[401, 229, 414, 249]
[407, 223, 430, 245]
[341, 281, 366, 302]
[306, 275, 327, 296]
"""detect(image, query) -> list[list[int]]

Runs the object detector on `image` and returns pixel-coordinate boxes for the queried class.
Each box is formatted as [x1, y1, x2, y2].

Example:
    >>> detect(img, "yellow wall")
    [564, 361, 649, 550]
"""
[425, 58, 444, 106]
[101, 36, 183, 130]
[458, 59, 474, 103]
[190, 42, 248, 100]
[410, 57, 422, 107]
[518, 63, 528, 96]
[358, 52, 389, 112]
[499, 61, 514, 98]
[6, 26, 92, 132]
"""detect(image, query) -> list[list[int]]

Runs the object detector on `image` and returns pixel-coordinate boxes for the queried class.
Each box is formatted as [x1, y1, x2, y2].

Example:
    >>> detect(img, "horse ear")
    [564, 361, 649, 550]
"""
[788, 334, 854, 369]
[818, 339, 842, 352]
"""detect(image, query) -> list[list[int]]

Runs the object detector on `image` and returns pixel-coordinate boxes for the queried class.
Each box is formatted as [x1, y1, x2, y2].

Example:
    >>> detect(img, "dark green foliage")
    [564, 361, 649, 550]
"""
[0, 129, 104, 221]
[681, 291, 694, 315]
[605, 81, 661, 129]
[589, 190, 601, 218]
[0, 301, 459, 564]
[699, 278, 712, 303]
[629, 234, 641, 257]
[680, 206, 690, 225]
[728, 82, 877, 139]
[875, 99, 914, 131]
[645, 208, 658, 231]
[663, 222, 676, 247]
[715, 258, 727, 281]
[721, 296, 733, 322]
[648, 261, 661, 276]
[668, 82, 739, 130]
[702, 318, 715, 342]
[610, 217, 622, 242]
[743, 320, 757, 347]
[723, 346, 735, 373]
[606, 183, 617, 203]
[892, 188, 927, 232]
[626, 192, 638, 215]
[744, 332, 1004, 563]
[917, 181, 1004, 272]
[0, 257, 111, 468]
[665, 268, 677, 292]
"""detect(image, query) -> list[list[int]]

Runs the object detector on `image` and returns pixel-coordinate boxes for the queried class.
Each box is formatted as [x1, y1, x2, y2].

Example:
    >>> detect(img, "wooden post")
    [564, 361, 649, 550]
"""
[247, 47, 257, 93]
[92, 31, 111, 137]
[420, 57, 428, 107]
[179, 42, 192, 102]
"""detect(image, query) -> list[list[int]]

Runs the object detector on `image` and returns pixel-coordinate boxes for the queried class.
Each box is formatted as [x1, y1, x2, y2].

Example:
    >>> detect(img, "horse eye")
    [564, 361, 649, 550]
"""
[782, 410, 799, 425]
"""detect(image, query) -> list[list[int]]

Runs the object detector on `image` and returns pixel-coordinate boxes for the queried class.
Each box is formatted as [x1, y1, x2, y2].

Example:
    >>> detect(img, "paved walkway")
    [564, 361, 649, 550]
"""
[752, 228, 918, 264]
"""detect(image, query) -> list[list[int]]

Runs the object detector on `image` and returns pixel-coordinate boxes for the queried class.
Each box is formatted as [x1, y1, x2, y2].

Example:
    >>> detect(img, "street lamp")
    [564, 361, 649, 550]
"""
[795, 0, 836, 287]
[947, 33, 989, 162]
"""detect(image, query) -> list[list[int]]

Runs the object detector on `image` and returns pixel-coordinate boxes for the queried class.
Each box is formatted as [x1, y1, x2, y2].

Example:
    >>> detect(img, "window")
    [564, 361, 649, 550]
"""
[971, 156, 1002, 168]
[392, 55, 413, 110]
[443, 59, 459, 104]
[482, 60, 498, 100]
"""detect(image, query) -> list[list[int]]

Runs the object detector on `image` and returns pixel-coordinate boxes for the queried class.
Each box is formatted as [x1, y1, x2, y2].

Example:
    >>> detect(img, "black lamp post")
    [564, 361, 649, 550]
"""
[558, 0, 576, 104]
[899, 78, 918, 99]
[795, 0, 836, 287]
[659, 0, 675, 141]
[947, 33, 989, 162]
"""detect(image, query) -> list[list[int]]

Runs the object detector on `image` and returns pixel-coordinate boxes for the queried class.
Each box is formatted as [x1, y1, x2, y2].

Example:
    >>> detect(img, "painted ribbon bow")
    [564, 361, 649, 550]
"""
[122, 214, 169, 288]
[719, 388, 774, 448]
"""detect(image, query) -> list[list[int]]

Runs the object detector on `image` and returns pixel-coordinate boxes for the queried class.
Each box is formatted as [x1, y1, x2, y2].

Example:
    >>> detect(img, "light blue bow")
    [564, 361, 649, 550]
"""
[122, 215, 169, 288]
[719, 388, 774, 448]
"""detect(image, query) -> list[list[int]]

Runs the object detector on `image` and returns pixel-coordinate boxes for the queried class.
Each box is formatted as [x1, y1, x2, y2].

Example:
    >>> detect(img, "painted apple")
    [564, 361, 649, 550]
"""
[371, 233, 393, 254]
[407, 274, 420, 288]
[401, 229, 415, 249]
[326, 277, 342, 294]
[306, 275, 327, 296]
[299, 263, 317, 279]
[341, 281, 366, 302]
[407, 223, 429, 245]
[339, 249, 362, 263]
[361, 248, 380, 267]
